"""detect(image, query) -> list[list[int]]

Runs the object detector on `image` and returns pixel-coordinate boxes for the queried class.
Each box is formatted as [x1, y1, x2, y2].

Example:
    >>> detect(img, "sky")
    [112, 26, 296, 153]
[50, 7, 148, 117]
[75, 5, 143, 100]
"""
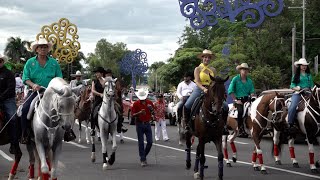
[0, 0, 188, 65]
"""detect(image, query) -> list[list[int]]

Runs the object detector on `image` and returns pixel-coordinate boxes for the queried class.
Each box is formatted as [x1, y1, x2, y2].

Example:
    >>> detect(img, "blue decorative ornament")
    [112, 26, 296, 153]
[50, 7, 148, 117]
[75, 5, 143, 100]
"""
[119, 49, 148, 90]
[178, 0, 284, 29]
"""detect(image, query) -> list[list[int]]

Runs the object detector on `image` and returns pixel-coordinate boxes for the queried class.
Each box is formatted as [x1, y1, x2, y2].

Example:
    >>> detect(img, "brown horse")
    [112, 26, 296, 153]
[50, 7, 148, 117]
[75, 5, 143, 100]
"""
[0, 106, 22, 180]
[249, 92, 286, 174]
[75, 85, 92, 144]
[184, 76, 228, 180]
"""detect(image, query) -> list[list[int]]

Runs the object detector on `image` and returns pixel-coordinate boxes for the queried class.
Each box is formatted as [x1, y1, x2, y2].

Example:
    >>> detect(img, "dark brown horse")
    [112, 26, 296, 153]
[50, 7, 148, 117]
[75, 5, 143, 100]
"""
[249, 92, 286, 174]
[75, 85, 92, 144]
[184, 76, 228, 180]
[0, 106, 22, 180]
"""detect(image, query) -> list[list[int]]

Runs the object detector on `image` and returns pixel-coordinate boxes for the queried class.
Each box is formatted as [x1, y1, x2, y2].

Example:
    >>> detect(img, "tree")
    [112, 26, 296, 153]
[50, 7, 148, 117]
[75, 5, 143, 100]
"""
[4, 37, 33, 63]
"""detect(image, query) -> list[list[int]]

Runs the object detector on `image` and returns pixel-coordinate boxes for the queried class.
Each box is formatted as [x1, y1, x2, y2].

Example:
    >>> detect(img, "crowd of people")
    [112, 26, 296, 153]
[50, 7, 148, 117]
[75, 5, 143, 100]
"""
[0, 36, 315, 167]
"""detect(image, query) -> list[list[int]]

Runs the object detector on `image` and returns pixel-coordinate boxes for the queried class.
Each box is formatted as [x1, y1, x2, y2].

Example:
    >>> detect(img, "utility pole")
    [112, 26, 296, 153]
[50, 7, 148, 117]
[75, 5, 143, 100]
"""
[292, 23, 296, 76]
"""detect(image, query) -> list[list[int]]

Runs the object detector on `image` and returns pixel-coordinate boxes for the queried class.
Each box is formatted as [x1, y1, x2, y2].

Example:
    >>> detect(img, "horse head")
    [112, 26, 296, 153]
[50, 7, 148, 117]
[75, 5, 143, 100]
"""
[268, 92, 286, 125]
[103, 77, 117, 99]
[311, 84, 320, 109]
[50, 83, 76, 131]
[205, 75, 229, 116]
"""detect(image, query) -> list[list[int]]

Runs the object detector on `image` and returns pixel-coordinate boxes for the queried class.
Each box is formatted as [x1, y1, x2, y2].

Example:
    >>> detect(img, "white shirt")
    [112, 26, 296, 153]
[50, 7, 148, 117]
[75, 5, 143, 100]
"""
[176, 80, 197, 100]
[15, 77, 23, 89]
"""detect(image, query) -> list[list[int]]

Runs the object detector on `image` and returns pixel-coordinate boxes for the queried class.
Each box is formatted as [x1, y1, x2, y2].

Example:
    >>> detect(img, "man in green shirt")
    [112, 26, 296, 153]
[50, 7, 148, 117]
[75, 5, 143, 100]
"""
[21, 37, 76, 143]
[228, 63, 255, 138]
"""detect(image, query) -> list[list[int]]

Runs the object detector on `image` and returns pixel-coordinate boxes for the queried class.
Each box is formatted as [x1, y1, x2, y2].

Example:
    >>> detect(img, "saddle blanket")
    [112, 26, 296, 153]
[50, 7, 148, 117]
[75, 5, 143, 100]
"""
[228, 102, 251, 119]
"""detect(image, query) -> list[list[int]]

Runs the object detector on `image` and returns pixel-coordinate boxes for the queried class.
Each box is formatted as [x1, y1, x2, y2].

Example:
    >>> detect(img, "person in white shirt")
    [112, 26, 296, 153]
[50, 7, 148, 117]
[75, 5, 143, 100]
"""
[15, 73, 23, 94]
[176, 72, 197, 123]
[70, 70, 86, 96]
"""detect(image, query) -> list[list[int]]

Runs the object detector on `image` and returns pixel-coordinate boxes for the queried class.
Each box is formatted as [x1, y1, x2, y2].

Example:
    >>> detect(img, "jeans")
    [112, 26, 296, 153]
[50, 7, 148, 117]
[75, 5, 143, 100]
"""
[21, 91, 38, 133]
[184, 86, 203, 110]
[1, 97, 18, 145]
[177, 97, 189, 123]
[136, 122, 153, 162]
[288, 93, 301, 125]
[184, 86, 229, 112]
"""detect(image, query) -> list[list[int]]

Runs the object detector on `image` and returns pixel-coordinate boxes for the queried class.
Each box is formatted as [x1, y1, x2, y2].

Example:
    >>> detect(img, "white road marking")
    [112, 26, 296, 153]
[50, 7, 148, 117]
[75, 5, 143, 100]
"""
[0, 150, 13, 161]
[123, 136, 320, 179]
[65, 141, 88, 149]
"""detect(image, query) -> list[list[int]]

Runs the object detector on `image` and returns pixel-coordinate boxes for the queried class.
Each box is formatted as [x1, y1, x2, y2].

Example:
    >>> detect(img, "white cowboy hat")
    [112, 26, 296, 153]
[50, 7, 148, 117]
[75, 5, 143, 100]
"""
[135, 88, 149, 100]
[294, 58, 309, 67]
[71, 70, 83, 77]
[31, 37, 53, 52]
[0, 54, 8, 63]
[197, 49, 215, 59]
[236, 63, 250, 71]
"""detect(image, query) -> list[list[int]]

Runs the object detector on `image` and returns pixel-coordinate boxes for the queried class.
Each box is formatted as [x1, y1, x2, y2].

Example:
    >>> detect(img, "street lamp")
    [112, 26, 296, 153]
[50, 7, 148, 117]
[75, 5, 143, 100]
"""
[289, 0, 306, 58]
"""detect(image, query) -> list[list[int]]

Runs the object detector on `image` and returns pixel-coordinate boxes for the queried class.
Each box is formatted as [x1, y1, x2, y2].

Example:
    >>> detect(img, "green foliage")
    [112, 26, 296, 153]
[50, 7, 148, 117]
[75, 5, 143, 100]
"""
[250, 65, 282, 90]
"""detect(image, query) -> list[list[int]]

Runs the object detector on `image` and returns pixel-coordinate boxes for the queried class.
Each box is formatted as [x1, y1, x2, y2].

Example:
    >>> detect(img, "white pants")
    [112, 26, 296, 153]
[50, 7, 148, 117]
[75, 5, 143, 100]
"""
[155, 119, 169, 141]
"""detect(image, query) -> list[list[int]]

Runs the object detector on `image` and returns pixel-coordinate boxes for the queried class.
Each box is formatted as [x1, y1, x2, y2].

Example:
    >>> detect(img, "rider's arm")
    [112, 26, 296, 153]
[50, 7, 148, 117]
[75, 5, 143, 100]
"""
[176, 82, 183, 99]
[194, 67, 206, 91]
[91, 81, 102, 97]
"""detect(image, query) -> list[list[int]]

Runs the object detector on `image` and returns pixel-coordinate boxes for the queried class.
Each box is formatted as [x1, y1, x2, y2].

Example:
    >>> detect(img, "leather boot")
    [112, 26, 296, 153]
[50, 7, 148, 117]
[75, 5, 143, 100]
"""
[64, 129, 76, 142]
[117, 116, 128, 133]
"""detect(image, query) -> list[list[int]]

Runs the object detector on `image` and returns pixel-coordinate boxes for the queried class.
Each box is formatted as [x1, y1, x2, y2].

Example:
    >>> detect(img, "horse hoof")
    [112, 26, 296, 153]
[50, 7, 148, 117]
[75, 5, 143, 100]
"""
[103, 163, 108, 170]
[293, 163, 300, 168]
[8, 173, 14, 180]
[193, 172, 200, 179]
[91, 152, 96, 163]
[226, 163, 232, 167]
[253, 167, 260, 171]
[311, 169, 319, 173]
[232, 157, 237, 163]
[261, 170, 267, 174]
[120, 139, 124, 144]
[108, 153, 115, 165]
[186, 161, 191, 169]
[275, 160, 282, 165]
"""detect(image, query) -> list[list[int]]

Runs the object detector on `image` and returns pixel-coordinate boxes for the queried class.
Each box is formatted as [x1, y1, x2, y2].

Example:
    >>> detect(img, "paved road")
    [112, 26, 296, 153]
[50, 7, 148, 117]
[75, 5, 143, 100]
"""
[0, 119, 319, 180]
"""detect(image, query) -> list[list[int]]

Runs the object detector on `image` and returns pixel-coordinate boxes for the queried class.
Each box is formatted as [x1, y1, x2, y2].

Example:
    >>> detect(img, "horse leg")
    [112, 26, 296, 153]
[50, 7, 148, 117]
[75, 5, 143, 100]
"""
[108, 130, 117, 165]
[100, 126, 109, 170]
[35, 142, 49, 180]
[120, 132, 124, 144]
[222, 135, 231, 167]
[8, 146, 22, 180]
[306, 139, 318, 173]
[228, 124, 238, 163]
[51, 142, 62, 180]
[273, 129, 281, 165]
[85, 122, 90, 144]
[252, 148, 259, 171]
[215, 138, 224, 180]
[26, 143, 36, 180]
[288, 138, 299, 167]
[194, 144, 200, 174]
[255, 144, 267, 174]
[185, 132, 192, 169]
[78, 119, 82, 143]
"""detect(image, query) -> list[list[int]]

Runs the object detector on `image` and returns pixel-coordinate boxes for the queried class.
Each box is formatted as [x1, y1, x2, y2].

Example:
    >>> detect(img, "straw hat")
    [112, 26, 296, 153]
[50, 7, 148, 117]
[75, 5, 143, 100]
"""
[135, 88, 149, 100]
[197, 49, 215, 59]
[0, 54, 8, 63]
[31, 37, 53, 52]
[71, 70, 83, 77]
[294, 58, 309, 67]
[236, 63, 250, 71]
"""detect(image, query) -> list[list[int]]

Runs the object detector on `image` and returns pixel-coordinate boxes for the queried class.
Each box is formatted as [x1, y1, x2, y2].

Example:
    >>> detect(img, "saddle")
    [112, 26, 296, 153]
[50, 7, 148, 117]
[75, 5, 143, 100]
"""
[285, 94, 310, 112]
[190, 95, 204, 118]
[228, 102, 251, 119]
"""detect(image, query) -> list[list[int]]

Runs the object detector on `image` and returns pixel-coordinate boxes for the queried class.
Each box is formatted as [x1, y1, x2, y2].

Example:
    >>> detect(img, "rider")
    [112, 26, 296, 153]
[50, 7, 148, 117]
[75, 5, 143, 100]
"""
[21, 37, 76, 143]
[176, 72, 197, 124]
[104, 68, 128, 133]
[70, 70, 86, 105]
[183, 49, 228, 134]
[0, 54, 20, 154]
[228, 63, 255, 138]
[288, 58, 314, 133]
[90, 66, 106, 136]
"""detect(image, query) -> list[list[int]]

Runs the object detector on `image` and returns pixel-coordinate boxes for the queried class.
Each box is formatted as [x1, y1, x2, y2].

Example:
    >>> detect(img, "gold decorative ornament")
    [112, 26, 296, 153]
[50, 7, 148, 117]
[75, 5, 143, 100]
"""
[36, 18, 80, 63]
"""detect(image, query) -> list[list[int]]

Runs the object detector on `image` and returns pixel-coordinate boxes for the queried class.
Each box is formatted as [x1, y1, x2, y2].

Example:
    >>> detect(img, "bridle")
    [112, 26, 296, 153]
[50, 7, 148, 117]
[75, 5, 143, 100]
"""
[99, 80, 117, 124]
[254, 95, 285, 129]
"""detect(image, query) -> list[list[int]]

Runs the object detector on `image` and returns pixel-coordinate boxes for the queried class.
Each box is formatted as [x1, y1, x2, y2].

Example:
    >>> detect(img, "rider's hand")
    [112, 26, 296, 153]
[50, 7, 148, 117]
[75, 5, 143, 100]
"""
[293, 86, 301, 91]
[235, 100, 243, 105]
[100, 93, 103, 98]
[32, 84, 41, 91]
[203, 87, 208, 94]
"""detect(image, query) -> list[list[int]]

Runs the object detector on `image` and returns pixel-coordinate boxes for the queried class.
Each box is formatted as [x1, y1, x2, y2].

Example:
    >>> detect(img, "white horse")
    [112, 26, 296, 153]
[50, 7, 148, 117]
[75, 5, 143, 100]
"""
[91, 76, 118, 170]
[26, 77, 76, 180]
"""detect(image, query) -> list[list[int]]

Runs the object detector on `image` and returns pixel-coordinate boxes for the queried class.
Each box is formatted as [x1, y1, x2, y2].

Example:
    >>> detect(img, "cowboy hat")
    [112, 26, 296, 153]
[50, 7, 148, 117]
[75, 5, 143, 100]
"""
[71, 70, 83, 77]
[93, 67, 107, 74]
[0, 54, 8, 63]
[236, 63, 250, 71]
[197, 49, 215, 59]
[135, 88, 149, 100]
[294, 58, 309, 67]
[31, 37, 53, 52]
